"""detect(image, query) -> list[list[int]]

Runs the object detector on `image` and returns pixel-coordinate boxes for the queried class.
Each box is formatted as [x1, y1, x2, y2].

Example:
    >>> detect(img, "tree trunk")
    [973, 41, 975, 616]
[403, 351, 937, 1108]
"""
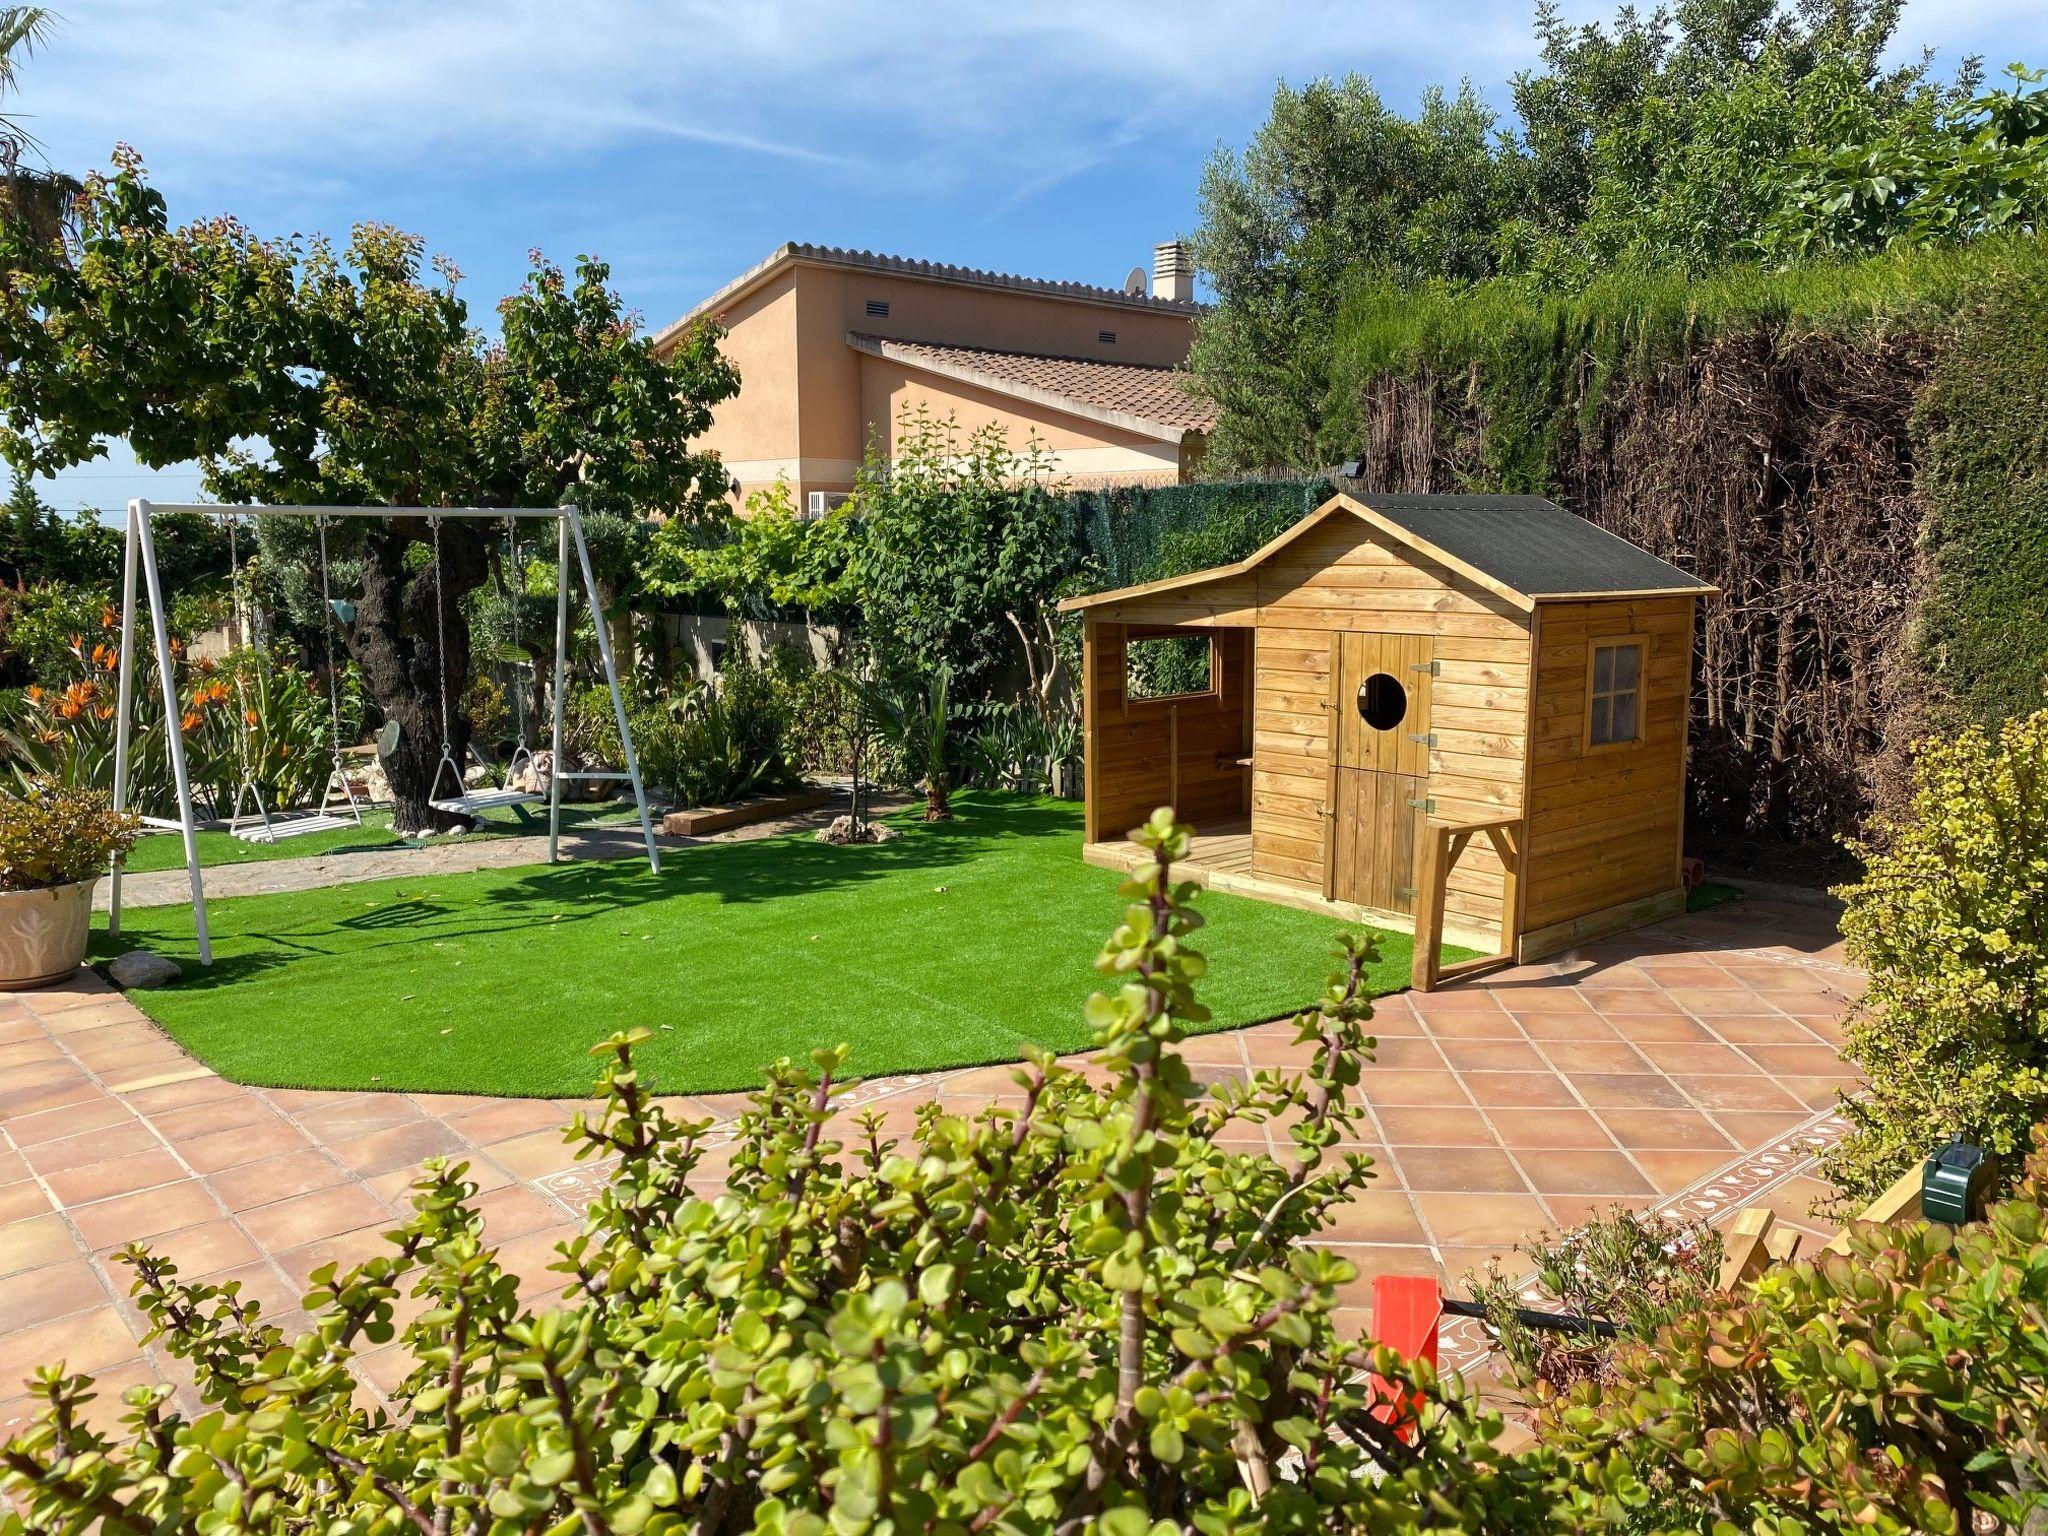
[347, 522, 490, 833]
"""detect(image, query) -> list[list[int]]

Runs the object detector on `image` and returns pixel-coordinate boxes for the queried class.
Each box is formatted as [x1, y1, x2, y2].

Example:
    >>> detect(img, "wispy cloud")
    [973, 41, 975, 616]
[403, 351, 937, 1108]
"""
[22, 1, 1537, 198]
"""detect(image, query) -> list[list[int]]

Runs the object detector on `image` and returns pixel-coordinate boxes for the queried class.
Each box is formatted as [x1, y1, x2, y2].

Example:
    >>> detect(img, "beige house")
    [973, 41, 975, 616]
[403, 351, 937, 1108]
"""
[652, 241, 1213, 510]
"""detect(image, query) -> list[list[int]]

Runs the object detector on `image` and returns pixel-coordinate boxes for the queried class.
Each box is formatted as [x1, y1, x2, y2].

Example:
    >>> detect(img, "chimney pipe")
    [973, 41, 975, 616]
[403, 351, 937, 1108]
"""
[1152, 240, 1193, 303]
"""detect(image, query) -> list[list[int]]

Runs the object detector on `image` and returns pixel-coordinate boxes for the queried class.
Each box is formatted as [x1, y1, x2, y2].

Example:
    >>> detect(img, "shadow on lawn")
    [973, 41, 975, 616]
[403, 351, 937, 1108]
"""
[93, 794, 1089, 992]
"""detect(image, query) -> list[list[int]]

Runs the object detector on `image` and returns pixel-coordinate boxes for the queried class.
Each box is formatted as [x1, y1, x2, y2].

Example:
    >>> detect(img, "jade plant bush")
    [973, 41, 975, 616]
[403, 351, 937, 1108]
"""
[8, 809, 2047, 1533]
[0, 809, 1568, 1534]
[0, 777, 139, 891]
[1543, 1131, 2048, 1531]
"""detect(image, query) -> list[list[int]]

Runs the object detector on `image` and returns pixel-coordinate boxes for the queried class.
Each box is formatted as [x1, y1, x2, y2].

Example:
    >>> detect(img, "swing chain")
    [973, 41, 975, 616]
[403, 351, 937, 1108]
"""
[315, 514, 348, 767]
[504, 512, 528, 748]
[428, 514, 454, 758]
[223, 514, 254, 788]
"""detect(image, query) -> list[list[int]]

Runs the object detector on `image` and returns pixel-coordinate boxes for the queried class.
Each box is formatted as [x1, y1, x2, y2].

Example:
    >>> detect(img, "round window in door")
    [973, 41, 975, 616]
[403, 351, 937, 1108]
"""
[1357, 672, 1408, 730]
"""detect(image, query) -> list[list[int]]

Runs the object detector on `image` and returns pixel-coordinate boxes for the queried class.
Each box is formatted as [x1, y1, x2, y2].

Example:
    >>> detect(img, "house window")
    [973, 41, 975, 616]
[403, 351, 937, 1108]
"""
[1098, 329, 1117, 344]
[1587, 639, 1646, 747]
[1127, 634, 1213, 701]
[865, 299, 890, 318]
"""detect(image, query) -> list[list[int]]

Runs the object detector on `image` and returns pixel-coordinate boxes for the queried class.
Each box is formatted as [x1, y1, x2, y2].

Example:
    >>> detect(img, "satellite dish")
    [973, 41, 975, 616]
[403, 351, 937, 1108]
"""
[1123, 265, 1147, 295]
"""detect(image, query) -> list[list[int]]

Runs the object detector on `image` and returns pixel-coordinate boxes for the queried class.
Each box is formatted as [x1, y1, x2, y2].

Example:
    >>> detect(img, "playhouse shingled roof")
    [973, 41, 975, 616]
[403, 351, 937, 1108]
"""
[1060, 489, 1714, 612]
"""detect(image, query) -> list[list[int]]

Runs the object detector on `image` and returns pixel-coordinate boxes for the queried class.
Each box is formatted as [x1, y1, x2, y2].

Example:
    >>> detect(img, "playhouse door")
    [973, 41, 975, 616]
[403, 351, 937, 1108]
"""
[1329, 632, 1433, 913]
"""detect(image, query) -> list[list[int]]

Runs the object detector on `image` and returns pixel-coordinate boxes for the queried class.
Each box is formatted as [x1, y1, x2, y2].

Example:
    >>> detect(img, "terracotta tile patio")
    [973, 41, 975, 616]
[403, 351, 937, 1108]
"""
[0, 893, 1861, 1431]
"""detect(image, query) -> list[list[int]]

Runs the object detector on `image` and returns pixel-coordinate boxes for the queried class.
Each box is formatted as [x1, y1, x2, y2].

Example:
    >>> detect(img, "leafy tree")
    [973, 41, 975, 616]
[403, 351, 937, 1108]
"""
[0, 151, 735, 830]
[1503, 0, 1939, 283]
[854, 407, 1073, 701]
[1186, 77, 1517, 469]
[641, 478, 865, 622]
[1186, 0, 1986, 469]
[1766, 63, 2048, 257]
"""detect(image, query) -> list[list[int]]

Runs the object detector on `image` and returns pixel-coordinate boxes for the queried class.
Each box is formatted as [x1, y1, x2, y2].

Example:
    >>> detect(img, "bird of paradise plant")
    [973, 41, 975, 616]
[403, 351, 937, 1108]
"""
[0, 605, 356, 817]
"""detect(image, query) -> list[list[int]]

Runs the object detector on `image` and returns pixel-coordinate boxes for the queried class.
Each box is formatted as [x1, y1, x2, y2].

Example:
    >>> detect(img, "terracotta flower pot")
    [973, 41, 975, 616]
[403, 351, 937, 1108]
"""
[0, 878, 98, 990]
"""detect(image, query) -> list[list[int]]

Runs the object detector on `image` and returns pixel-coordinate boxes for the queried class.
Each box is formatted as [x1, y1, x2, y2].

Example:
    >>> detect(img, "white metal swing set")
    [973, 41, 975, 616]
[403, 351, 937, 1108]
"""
[106, 500, 661, 968]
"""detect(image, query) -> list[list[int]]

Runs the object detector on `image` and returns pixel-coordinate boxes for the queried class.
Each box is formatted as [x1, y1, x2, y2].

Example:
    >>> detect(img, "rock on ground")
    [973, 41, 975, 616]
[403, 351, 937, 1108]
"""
[815, 814, 897, 845]
[106, 950, 183, 989]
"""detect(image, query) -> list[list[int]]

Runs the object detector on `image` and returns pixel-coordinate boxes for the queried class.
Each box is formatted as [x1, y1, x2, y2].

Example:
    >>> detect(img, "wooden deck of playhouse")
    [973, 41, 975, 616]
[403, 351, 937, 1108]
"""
[1061, 488, 1719, 987]
[1081, 816, 1500, 946]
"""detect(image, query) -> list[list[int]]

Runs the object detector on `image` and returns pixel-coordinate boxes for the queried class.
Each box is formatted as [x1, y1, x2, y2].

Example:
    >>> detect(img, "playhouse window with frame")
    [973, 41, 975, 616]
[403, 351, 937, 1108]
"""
[1585, 635, 1647, 750]
[1124, 631, 1216, 704]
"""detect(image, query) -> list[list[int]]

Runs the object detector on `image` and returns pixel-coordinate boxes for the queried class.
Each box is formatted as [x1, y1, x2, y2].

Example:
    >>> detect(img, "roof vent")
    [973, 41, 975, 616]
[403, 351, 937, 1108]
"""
[865, 299, 890, 318]
[1098, 330, 1117, 345]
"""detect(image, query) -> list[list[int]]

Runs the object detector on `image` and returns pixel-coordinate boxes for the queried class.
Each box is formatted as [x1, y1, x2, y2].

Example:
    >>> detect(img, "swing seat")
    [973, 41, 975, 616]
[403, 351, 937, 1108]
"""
[428, 744, 540, 817]
[228, 761, 365, 845]
[429, 785, 541, 815]
[233, 811, 359, 843]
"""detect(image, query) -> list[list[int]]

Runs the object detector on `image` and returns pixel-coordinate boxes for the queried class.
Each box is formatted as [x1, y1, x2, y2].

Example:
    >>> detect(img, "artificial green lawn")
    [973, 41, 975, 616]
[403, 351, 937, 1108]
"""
[93, 793, 1464, 1098]
[120, 804, 637, 873]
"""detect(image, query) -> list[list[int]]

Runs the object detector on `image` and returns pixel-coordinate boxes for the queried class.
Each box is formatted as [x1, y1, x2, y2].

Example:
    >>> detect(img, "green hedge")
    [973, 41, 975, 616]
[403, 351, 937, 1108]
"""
[1321, 236, 2048, 832]
[1067, 476, 1328, 591]
[1912, 259, 2048, 732]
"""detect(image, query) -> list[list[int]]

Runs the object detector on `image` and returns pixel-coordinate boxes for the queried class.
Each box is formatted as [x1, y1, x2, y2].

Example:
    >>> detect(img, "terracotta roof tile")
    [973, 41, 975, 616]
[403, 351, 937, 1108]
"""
[851, 334, 1216, 437]
[669, 243, 1204, 338]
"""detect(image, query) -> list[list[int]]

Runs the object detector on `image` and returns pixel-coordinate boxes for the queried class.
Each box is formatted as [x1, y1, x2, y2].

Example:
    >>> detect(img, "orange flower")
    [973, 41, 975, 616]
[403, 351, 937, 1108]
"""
[180, 711, 203, 732]
[244, 708, 259, 726]
[24, 685, 42, 703]
[100, 606, 118, 630]
[64, 681, 98, 710]
[56, 699, 80, 720]
[90, 644, 113, 668]
[95, 705, 114, 720]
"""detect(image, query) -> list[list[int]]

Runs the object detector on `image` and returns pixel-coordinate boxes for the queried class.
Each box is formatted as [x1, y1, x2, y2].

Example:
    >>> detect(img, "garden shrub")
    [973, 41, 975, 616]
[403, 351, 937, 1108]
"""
[7, 810, 2048, 1530]
[1544, 1128, 2048, 1530]
[0, 777, 138, 889]
[956, 699, 1081, 793]
[1468, 1206, 1722, 1395]
[0, 582, 108, 688]
[1821, 708, 2048, 1203]
[461, 670, 509, 747]
[0, 612, 346, 818]
[758, 641, 854, 777]
[633, 657, 801, 808]
[0, 812, 1575, 1532]
[1912, 251, 2048, 734]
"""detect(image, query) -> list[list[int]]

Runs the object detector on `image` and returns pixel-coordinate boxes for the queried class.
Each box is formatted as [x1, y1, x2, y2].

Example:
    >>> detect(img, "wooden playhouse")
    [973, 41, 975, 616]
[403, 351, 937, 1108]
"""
[1060, 488, 1715, 986]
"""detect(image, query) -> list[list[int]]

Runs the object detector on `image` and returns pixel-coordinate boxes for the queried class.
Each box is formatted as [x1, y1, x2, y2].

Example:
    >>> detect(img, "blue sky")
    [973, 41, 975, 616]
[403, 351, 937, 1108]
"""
[16, 0, 2046, 513]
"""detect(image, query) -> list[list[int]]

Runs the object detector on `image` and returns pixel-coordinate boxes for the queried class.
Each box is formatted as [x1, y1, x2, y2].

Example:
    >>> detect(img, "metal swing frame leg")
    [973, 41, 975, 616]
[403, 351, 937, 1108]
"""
[111, 500, 212, 965]
[550, 505, 659, 874]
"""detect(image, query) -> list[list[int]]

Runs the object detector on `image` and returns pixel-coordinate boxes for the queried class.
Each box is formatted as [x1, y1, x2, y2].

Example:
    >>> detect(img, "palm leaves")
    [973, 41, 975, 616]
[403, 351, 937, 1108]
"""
[840, 665, 952, 822]
[0, 8, 71, 251]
